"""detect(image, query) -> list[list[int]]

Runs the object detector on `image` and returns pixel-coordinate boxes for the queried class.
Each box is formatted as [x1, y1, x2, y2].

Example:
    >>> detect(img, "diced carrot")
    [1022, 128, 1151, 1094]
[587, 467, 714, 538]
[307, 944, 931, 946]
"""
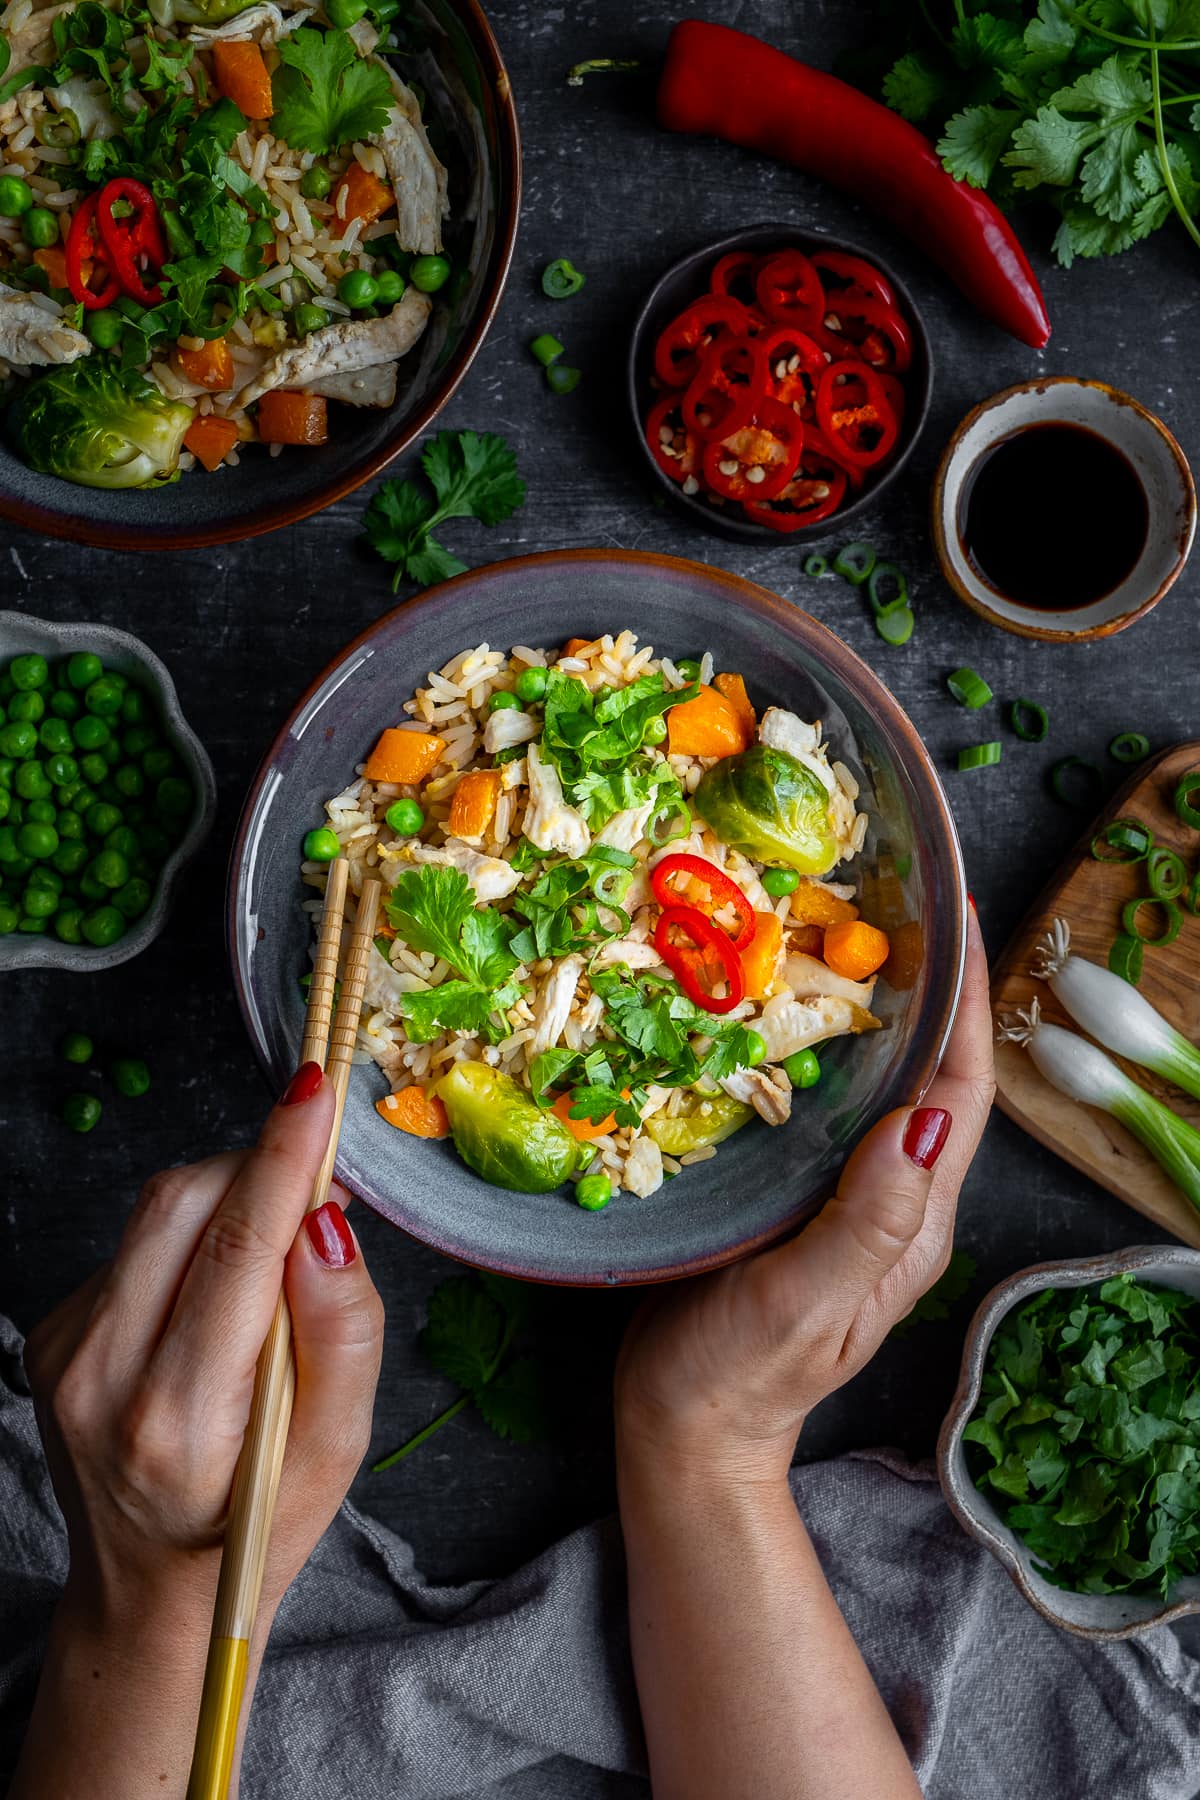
[823, 919, 890, 981]
[563, 638, 591, 657]
[33, 245, 67, 288]
[333, 160, 395, 227]
[448, 768, 501, 841]
[789, 879, 859, 929]
[713, 671, 756, 741]
[375, 1087, 450, 1138]
[666, 684, 752, 759]
[884, 918, 924, 992]
[212, 39, 273, 118]
[790, 923, 825, 959]
[551, 1088, 631, 1142]
[183, 415, 239, 473]
[256, 390, 328, 446]
[741, 909, 783, 999]
[375, 919, 397, 941]
[176, 336, 235, 392]
[364, 727, 445, 784]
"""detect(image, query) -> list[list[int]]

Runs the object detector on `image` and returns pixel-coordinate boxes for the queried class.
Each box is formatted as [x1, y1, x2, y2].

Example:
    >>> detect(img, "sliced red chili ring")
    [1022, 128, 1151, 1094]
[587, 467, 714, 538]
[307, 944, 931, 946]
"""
[654, 904, 747, 1014]
[653, 295, 752, 389]
[822, 294, 912, 372]
[754, 249, 824, 330]
[645, 394, 700, 485]
[681, 335, 768, 441]
[802, 422, 866, 489]
[701, 397, 804, 503]
[759, 326, 826, 407]
[745, 458, 848, 531]
[651, 852, 757, 948]
[809, 249, 897, 308]
[816, 361, 900, 468]
[95, 176, 166, 306]
[64, 194, 121, 311]
[708, 250, 759, 306]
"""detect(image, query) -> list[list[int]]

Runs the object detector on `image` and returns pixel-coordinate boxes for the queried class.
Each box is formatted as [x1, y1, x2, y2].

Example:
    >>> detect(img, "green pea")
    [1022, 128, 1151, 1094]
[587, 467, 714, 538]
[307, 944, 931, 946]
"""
[60, 1031, 94, 1064]
[299, 162, 332, 200]
[337, 268, 379, 309]
[63, 1092, 102, 1133]
[39, 713, 73, 753]
[67, 652, 102, 691]
[104, 825, 138, 859]
[18, 820, 58, 859]
[91, 849, 129, 889]
[744, 1030, 768, 1068]
[22, 206, 59, 248]
[410, 254, 450, 293]
[576, 1173, 612, 1211]
[294, 302, 329, 336]
[0, 826, 18, 863]
[28, 865, 61, 891]
[84, 676, 124, 717]
[72, 714, 110, 752]
[487, 689, 523, 713]
[373, 268, 405, 305]
[50, 688, 81, 719]
[85, 308, 124, 349]
[81, 905, 125, 947]
[676, 659, 702, 682]
[45, 753, 79, 788]
[17, 915, 46, 934]
[384, 797, 424, 837]
[15, 761, 51, 800]
[513, 666, 548, 704]
[643, 716, 668, 745]
[100, 738, 121, 767]
[54, 907, 84, 943]
[142, 746, 176, 781]
[0, 175, 33, 218]
[57, 808, 83, 840]
[10, 653, 48, 691]
[0, 721, 36, 758]
[112, 1056, 151, 1098]
[123, 726, 158, 758]
[112, 876, 152, 919]
[79, 870, 107, 902]
[22, 883, 58, 918]
[9, 690, 45, 724]
[113, 764, 144, 798]
[53, 840, 88, 877]
[302, 826, 341, 862]
[327, 0, 367, 22]
[0, 902, 17, 934]
[25, 798, 55, 824]
[782, 1048, 821, 1089]
[86, 801, 122, 837]
[0, 760, 12, 789]
[120, 686, 150, 725]
[79, 753, 108, 786]
[155, 777, 192, 818]
[761, 866, 800, 897]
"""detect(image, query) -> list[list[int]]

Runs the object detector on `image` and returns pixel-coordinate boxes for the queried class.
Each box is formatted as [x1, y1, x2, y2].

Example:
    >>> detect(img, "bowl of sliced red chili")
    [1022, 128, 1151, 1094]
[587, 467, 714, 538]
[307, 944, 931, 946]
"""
[629, 226, 932, 540]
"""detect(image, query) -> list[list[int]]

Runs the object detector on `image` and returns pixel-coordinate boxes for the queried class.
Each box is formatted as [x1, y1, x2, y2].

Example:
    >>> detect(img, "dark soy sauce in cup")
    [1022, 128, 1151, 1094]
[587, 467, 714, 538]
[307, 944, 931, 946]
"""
[959, 422, 1148, 610]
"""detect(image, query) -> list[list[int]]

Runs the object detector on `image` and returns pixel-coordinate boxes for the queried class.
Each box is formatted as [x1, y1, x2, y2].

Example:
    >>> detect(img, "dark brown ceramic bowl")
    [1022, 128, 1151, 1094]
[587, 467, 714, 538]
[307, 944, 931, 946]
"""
[227, 548, 967, 1287]
[0, 0, 520, 552]
[627, 224, 933, 543]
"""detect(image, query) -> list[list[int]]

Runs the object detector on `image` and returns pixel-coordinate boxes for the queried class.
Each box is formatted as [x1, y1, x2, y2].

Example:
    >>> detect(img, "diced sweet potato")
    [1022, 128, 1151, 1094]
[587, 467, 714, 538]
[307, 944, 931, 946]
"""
[334, 160, 395, 227]
[176, 336, 235, 392]
[183, 415, 239, 473]
[448, 768, 501, 840]
[256, 390, 328, 446]
[375, 1087, 450, 1138]
[212, 40, 273, 118]
[364, 727, 444, 784]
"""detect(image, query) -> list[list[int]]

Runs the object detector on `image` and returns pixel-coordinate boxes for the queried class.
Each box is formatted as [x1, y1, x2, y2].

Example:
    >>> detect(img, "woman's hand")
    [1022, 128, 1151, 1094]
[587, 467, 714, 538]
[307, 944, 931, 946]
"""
[12, 1064, 385, 1800]
[616, 900, 994, 1485]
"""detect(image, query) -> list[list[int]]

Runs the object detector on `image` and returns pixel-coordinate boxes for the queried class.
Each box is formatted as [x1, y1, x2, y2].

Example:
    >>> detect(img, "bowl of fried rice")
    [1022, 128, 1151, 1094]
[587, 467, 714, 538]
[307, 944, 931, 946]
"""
[228, 548, 967, 1286]
[0, 0, 519, 547]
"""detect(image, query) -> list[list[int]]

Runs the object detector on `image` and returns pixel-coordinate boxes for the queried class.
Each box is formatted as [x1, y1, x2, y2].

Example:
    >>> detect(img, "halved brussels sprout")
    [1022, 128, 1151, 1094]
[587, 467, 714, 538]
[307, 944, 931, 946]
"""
[437, 1061, 578, 1193]
[6, 358, 192, 490]
[694, 743, 837, 874]
[645, 1093, 753, 1157]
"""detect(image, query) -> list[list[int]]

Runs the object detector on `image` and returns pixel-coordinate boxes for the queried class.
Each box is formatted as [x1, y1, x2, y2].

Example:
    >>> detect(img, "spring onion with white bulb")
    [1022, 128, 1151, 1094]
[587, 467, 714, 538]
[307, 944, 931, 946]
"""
[999, 999, 1200, 1210]
[1034, 919, 1200, 1103]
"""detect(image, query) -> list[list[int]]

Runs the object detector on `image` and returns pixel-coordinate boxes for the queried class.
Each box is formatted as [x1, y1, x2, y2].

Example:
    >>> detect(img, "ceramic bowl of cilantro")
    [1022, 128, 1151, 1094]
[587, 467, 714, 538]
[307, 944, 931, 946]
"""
[938, 1245, 1200, 1639]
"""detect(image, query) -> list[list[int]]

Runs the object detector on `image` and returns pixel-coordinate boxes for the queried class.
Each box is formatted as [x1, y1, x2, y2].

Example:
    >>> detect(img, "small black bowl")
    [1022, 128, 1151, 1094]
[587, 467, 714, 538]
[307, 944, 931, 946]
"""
[628, 223, 934, 542]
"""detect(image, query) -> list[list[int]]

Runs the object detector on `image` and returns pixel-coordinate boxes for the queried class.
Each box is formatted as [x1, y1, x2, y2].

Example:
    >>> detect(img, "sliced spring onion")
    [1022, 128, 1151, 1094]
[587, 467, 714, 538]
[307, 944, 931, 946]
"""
[530, 333, 564, 367]
[0, 63, 50, 105]
[866, 561, 908, 615]
[566, 56, 642, 84]
[957, 742, 1002, 772]
[1190, 871, 1200, 917]
[1175, 769, 1200, 831]
[542, 258, 584, 299]
[648, 796, 691, 846]
[803, 554, 828, 578]
[1108, 731, 1150, 763]
[1122, 895, 1182, 947]
[1009, 698, 1048, 742]
[0, 39, 9, 80]
[832, 543, 876, 585]
[1108, 933, 1144, 986]
[875, 604, 914, 646]
[1090, 818, 1153, 864]
[546, 363, 582, 394]
[35, 107, 79, 148]
[1050, 756, 1101, 805]
[1148, 846, 1188, 900]
[946, 667, 993, 709]
[1036, 919, 1200, 1095]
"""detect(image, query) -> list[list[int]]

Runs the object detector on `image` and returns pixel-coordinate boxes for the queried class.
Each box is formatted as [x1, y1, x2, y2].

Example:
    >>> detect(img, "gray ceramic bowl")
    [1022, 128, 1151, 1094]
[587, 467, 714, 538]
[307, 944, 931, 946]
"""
[0, 611, 216, 971]
[628, 224, 933, 542]
[227, 548, 966, 1286]
[938, 1246, 1200, 1639]
[0, 0, 520, 551]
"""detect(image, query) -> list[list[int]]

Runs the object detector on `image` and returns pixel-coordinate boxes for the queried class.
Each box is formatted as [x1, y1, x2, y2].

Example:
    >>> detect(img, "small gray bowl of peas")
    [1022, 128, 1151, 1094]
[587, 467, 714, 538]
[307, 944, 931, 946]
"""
[0, 612, 216, 970]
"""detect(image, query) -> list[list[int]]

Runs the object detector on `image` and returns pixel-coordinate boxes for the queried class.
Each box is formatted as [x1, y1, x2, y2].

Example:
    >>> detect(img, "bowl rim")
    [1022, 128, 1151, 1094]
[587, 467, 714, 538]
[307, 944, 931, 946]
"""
[930, 376, 1197, 644]
[0, 609, 217, 970]
[936, 1244, 1200, 1639]
[626, 222, 935, 544]
[0, 0, 522, 554]
[225, 546, 968, 1285]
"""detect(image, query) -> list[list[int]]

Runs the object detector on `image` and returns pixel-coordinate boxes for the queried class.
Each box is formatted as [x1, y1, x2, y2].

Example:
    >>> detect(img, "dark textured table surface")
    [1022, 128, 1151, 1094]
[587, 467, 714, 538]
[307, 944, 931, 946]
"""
[2, 0, 1196, 1586]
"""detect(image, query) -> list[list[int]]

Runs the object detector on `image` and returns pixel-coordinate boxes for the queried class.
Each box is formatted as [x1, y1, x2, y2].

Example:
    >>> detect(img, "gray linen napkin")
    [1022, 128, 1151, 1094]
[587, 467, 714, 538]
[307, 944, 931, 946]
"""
[2, 1310, 1198, 1800]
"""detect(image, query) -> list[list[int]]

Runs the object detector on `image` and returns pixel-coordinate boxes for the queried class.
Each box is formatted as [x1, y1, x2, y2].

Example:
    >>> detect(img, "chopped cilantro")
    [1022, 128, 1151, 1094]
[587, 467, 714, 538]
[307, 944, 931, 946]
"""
[384, 864, 523, 1043]
[363, 430, 527, 591]
[270, 26, 393, 156]
[537, 667, 695, 829]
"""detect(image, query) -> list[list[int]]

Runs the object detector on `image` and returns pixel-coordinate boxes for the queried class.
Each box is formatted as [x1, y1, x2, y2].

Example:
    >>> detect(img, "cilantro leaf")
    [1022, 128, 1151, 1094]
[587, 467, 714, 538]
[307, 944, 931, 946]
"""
[271, 26, 393, 155]
[363, 480, 438, 571]
[363, 431, 526, 592]
[882, 50, 951, 122]
[399, 980, 501, 1043]
[474, 1354, 551, 1442]
[890, 1250, 977, 1337]
[385, 865, 523, 1043]
[1004, 105, 1097, 188]
[386, 864, 475, 969]
[938, 105, 1016, 186]
[420, 1275, 508, 1392]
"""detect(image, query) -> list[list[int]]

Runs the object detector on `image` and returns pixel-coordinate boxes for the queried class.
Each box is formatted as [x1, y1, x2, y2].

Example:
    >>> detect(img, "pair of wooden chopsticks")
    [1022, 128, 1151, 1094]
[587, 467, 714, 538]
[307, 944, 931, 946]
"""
[187, 859, 382, 1800]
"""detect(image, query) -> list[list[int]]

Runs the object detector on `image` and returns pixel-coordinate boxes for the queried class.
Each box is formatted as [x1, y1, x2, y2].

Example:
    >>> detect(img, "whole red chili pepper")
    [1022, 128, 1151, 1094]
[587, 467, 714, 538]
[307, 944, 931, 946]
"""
[654, 905, 747, 1014]
[64, 195, 121, 312]
[651, 852, 757, 947]
[95, 177, 166, 306]
[657, 20, 1050, 349]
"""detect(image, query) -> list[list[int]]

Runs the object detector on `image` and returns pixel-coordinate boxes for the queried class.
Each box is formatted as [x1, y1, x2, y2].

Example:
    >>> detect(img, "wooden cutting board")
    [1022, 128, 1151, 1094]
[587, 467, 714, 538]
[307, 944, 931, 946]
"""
[991, 741, 1200, 1250]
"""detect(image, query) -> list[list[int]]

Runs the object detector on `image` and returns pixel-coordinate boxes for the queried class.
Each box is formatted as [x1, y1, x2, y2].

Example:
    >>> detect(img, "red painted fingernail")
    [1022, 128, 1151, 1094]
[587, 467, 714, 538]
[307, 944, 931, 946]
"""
[903, 1107, 952, 1170]
[281, 1061, 323, 1106]
[305, 1202, 356, 1268]
[968, 892, 977, 911]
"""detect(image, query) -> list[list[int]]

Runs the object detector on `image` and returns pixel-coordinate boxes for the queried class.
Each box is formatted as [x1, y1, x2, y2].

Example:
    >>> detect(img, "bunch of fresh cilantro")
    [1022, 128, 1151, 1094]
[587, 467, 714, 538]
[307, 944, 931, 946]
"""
[849, 0, 1200, 264]
[964, 1274, 1200, 1597]
[363, 430, 528, 589]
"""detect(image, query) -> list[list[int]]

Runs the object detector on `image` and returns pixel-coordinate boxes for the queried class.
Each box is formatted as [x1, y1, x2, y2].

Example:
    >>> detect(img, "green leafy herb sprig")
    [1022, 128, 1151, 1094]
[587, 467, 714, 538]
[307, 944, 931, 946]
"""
[372, 1272, 549, 1469]
[363, 430, 527, 589]
[965, 1273, 1200, 1598]
[384, 864, 524, 1043]
[850, 0, 1200, 265]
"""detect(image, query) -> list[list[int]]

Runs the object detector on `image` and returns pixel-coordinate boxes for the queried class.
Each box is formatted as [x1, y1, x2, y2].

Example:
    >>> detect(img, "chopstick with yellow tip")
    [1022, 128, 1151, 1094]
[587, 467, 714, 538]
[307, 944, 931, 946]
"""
[187, 859, 381, 1800]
